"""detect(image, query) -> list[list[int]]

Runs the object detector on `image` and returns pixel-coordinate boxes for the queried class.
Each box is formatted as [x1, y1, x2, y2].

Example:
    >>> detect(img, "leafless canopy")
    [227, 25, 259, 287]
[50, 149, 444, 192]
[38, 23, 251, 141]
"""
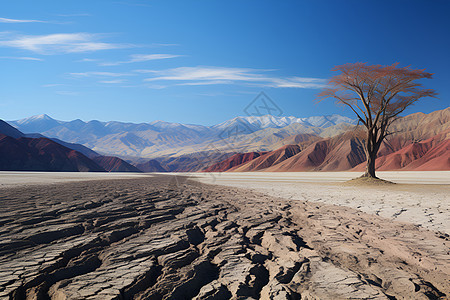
[319, 62, 436, 136]
[318, 62, 437, 177]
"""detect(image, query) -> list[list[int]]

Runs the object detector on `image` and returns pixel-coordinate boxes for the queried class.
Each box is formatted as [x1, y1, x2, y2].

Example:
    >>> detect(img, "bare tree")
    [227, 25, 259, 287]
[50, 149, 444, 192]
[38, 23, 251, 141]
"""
[318, 63, 437, 178]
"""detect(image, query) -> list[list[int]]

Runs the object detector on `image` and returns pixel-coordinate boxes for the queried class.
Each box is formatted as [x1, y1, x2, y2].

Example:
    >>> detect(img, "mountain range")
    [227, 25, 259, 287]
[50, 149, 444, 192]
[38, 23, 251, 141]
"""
[0, 120, 140, 172]
[203, 108, 450, 172]
[8, 114, 356, 159]
[2, 108, 449, 172]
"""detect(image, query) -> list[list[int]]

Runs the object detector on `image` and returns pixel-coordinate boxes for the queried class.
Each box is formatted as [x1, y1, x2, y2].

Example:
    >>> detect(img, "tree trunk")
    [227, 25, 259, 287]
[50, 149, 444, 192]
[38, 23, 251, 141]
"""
[363, 128, 379, 178]
[364, 150, 377, 178]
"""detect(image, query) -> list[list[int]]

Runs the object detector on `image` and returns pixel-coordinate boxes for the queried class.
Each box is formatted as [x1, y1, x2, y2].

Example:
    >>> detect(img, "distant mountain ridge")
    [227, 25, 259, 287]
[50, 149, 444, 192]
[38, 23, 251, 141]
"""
[0, 120, 23, 139]
[13, 113, 355, 130]
[8, 114, 356, 159]
[2, 108, 448, 173]
[0, 133, 105, 172]
[0, 120, 142, 172]
[203, 108, 450, 172]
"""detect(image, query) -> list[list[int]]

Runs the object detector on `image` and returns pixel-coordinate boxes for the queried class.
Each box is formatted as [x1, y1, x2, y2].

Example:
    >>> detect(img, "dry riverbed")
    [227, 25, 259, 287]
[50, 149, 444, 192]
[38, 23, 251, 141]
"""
[0, 175, 448, 299]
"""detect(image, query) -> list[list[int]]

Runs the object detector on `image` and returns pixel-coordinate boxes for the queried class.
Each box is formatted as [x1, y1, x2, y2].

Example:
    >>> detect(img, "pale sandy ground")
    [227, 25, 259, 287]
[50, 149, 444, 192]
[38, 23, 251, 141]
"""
[1, 171, 448, 234]
[0, 171, 151, 189]
[0, 173, 448, 298]
[190, 171, 450, 234]
[1, 176, 448, 299]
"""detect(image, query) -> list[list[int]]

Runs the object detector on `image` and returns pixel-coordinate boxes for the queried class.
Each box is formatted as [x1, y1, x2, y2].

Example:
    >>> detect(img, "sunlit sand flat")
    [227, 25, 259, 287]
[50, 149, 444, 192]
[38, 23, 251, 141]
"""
[189, 171, 450, 185]
[2, 171, 447, 188]
[0, 171, 151, 188]
[191, 171, 450, 233]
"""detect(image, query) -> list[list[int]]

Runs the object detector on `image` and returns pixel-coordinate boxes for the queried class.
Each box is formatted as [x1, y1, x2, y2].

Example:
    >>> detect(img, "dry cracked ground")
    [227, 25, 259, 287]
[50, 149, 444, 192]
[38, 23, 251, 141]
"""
[0, 176, 448, 299]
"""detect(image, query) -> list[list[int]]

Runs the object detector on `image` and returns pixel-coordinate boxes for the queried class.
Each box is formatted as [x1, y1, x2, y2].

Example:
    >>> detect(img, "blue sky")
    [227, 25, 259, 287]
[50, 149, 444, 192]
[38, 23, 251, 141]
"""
[1, 0, 449, 125]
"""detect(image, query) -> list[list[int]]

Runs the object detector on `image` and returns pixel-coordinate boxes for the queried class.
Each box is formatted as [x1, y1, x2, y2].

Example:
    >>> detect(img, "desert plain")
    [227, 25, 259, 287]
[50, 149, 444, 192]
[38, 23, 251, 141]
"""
[0, 171, 448, 299]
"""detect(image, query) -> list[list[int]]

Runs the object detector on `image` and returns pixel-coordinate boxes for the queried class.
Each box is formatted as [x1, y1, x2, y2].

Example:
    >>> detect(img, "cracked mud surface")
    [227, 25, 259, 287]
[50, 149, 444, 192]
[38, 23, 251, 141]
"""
[193, 174, 450, 234]
[0, 176, 448, 299]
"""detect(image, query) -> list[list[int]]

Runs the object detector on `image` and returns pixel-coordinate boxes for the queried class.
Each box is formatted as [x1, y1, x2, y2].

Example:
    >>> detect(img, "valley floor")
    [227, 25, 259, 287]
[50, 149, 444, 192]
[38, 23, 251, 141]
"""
[0, 173, 448, 299]
[192, 171, 450, 234]
[0, 171, 149, 189]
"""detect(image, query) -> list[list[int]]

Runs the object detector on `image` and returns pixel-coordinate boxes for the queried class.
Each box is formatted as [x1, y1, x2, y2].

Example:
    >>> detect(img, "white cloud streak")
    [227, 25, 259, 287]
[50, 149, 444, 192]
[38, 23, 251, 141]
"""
[130, 54, 180, 62]
[260, 77, 328, 89]
[143, 66, 327, 89]
[99, 79, 126, 84]
[0, 17, 46, 23]
[0, 33, 130, 54]
[178, 80, 233, 86]
[133, 69, 158, 73]
[144, 67, 265, 82]
[78, 58, 99, 62]
[0, 56, 43, 61]
[99, 53, 181, 66]
[67, 66, 325, 89]
[69, 71, 132, 77]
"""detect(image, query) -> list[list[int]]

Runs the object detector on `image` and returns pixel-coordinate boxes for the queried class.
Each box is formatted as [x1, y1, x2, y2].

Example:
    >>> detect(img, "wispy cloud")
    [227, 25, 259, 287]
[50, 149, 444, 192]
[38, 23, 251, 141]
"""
[78, 58, 99, 62]
[143, 66, 327, 89]
[69, 71, 132, 77]
[265, 77, 328, 88]
[0, 17, 46, 23]
[99, 79, 126, 84]
[178, 80, 233, 86]
[144, 84, 168, 89]
[130, 54, 181, 62]
[134, 69, 157, 74]
[0, 33, 131, 54]
[100, 53, 181, 66]
[0, 56, 43, 61]
[144, 66, 265, 82]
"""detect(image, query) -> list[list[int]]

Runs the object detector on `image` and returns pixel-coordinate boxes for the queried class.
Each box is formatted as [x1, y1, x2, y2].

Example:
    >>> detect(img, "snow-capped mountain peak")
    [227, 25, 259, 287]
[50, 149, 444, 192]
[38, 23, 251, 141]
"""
[15, 114, 56, 125]
[213, 114, 356, 131]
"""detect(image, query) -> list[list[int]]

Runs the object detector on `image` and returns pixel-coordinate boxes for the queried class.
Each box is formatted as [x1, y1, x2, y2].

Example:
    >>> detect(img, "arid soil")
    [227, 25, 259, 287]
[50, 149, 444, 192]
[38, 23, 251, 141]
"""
[0, 176, 448, 299]
[0, 172, 148, 189]
[193, 172, 450, 234]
